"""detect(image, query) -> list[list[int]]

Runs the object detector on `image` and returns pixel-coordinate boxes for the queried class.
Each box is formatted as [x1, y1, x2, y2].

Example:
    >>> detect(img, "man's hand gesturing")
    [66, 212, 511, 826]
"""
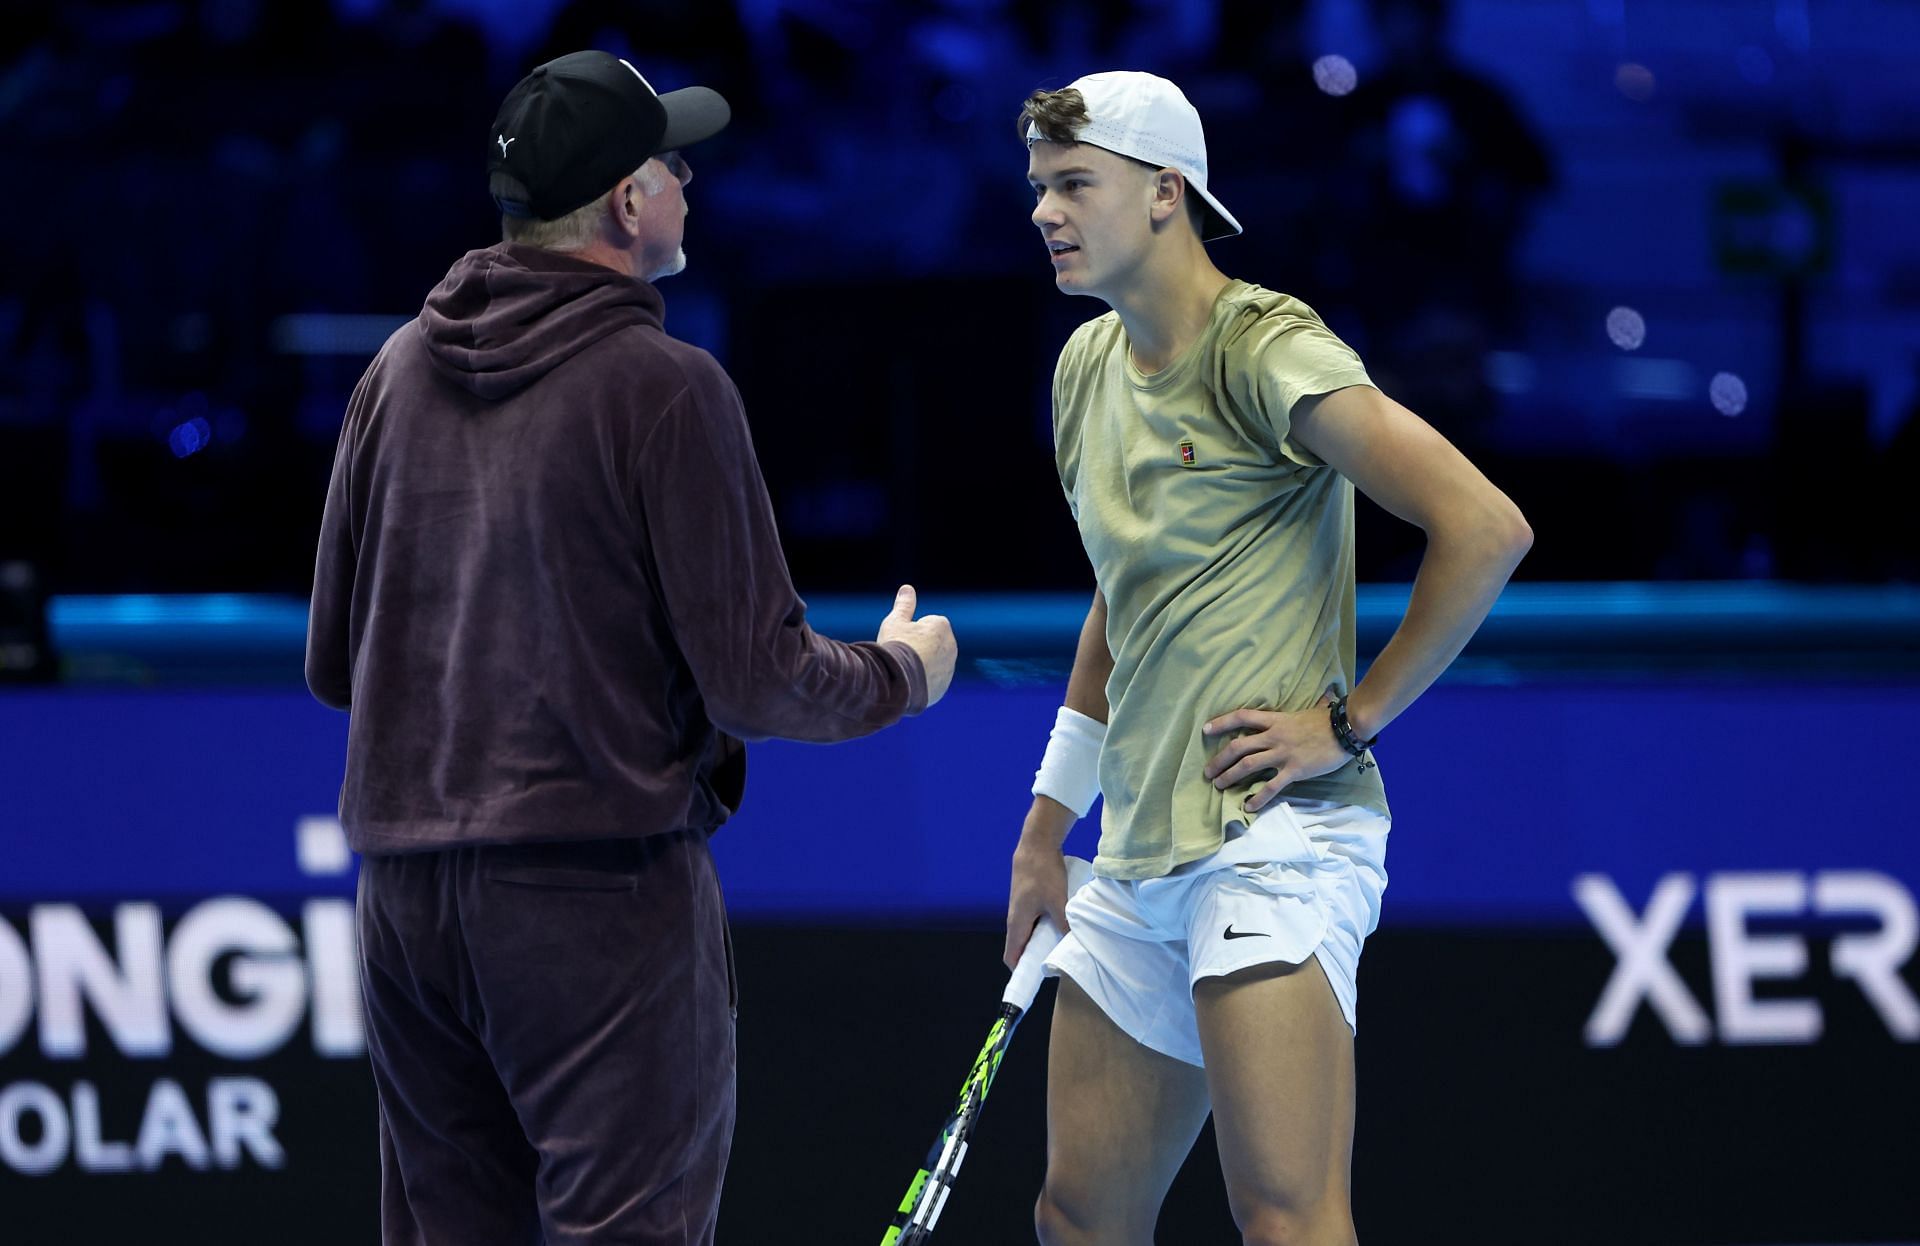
[877, 585, 957, 706]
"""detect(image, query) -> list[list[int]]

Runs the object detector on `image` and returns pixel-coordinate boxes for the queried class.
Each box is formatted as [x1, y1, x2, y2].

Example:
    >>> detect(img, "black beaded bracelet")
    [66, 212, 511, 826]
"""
[1327, 689, 1378, 771]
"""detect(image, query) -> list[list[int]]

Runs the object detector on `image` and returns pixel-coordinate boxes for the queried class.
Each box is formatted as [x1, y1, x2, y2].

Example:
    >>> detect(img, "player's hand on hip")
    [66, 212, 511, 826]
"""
[876, 584, 957, 706]
[1003, 840, 1070, 969]
[1202, 703, 1349, 814]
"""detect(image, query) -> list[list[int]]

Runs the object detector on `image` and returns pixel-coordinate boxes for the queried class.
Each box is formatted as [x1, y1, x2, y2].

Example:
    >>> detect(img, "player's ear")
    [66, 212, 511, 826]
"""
[1149, 168, 1184, 227]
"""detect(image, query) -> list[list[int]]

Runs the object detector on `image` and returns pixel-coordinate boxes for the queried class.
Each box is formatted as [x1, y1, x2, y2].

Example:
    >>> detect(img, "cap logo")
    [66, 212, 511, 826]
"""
[496, 134, 516, 157]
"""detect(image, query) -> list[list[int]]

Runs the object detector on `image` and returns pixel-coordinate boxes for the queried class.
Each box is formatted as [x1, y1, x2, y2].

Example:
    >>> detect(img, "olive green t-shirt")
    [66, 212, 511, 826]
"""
[1054, 280, 1390, 880]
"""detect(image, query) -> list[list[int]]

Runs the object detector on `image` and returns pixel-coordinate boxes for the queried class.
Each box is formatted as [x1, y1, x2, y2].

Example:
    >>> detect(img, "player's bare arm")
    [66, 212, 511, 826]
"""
[1061, 587, 1113, 727]
[1004, 587, 1111, 967]
[1203, 384, 1532, 813]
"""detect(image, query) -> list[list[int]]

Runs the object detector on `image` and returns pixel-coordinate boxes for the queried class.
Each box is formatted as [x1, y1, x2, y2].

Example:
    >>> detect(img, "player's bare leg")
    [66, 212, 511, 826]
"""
[1194, 957, 1358, 1246]
[1036, 977, 1212, 1246]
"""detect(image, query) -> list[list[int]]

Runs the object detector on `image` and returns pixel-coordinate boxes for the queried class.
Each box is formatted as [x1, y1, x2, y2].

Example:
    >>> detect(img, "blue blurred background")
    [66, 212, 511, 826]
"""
[3, 0, 1919, 592]
[1, 1, 1917, 1243]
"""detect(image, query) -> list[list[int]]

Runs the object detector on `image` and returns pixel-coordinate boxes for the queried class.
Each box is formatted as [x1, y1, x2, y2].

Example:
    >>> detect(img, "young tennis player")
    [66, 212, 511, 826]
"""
[1003, 72, 1531, 1244]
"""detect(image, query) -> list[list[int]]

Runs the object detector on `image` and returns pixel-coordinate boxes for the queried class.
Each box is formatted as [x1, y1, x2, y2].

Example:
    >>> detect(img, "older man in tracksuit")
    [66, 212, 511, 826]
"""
[305, 51, 957, 1245]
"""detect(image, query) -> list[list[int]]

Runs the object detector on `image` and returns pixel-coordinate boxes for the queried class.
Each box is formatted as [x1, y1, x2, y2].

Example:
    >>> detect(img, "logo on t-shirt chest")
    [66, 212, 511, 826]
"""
[1178, 438, 1198, 467]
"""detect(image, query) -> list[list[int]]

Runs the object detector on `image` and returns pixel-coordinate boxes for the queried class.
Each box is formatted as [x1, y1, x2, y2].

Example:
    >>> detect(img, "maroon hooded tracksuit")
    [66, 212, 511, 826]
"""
[307, 242, 926, 1244]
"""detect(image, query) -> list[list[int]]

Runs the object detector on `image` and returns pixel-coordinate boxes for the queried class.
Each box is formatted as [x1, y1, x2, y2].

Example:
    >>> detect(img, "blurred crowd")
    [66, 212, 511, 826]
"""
[1, 0, 1914, 595]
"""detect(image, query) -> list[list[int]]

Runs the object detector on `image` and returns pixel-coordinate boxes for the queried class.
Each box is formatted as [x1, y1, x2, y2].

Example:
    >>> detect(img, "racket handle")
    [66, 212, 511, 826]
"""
[1002, 855, 1094, 1012]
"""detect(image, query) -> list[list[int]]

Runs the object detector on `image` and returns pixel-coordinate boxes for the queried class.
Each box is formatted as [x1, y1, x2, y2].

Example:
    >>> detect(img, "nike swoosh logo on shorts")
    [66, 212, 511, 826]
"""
[1223, 925, 1268, 940]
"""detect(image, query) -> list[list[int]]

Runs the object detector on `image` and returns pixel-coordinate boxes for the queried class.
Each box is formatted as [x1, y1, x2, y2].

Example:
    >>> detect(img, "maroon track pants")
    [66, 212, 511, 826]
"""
[356, 831, 736, 1245]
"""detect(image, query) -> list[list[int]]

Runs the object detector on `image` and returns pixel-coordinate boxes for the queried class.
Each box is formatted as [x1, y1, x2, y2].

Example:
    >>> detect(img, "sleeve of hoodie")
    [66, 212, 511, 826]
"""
[304, 368, 368, 710]
[634, 360, 928, 743]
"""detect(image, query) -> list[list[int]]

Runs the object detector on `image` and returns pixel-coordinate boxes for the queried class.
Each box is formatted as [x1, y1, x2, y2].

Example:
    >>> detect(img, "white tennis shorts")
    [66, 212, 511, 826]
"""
[1044, 798, 1390, 1067]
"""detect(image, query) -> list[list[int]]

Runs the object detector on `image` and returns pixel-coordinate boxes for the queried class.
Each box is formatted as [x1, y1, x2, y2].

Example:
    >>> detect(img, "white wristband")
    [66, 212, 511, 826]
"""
[1031, 706, 1106, 818]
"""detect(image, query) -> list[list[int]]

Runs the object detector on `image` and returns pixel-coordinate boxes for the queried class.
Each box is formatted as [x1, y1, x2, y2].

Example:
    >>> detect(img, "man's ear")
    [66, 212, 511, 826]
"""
[1150, 168, 1185, 227]
[613, 178, 643, 238]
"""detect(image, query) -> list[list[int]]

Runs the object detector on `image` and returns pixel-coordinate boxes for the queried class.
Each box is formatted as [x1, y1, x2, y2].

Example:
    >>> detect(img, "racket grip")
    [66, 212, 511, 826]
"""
[1002, 855, 1094, 1012]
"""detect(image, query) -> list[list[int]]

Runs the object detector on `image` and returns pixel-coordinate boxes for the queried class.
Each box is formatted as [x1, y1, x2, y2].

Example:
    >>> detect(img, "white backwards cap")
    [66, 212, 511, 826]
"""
[1026, 70, 1242, 242]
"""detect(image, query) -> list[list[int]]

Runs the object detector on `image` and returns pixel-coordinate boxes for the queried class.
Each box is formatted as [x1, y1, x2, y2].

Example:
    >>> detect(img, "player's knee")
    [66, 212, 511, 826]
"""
[1232, 1195, 1356, 1246]
[1034, 1181, 1103, 1246]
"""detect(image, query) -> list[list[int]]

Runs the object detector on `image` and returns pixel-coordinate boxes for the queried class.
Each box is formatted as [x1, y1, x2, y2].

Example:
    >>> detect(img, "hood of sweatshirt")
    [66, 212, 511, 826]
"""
[418, 242, 663, 401]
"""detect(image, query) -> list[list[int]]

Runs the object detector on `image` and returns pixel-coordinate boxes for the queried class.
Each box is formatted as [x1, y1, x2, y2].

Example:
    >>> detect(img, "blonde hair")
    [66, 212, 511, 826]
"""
[501, 159, 672, 251]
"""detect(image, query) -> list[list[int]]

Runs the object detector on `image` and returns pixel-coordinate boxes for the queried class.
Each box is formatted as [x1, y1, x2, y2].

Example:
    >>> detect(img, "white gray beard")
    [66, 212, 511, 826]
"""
[649, 248, 687, 281]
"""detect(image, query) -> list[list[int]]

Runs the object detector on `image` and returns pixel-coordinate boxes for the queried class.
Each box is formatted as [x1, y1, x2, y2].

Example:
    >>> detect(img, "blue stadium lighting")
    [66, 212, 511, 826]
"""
[1736, 44, 1776, 85]
[1312, 55, 1358, 97]
[42, 588, 1920, 682]
[1613, 357, 1697, 401]
[1615, 63, 1657, 102]
[167, 417, 212, 459]
[269, 314, 410, 357]
[1482, 351, 1538, 396]
[1710, 371, 1750, 416]
[46, 594, 312, 671]
[1606, 306, 1647, 351]
[52, 594, 297, 628]
[1775, 0, 1812, 52]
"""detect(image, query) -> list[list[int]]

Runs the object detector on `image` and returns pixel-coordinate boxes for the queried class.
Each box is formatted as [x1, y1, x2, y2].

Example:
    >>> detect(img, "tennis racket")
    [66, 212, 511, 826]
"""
[879, 855, 1094, 1245]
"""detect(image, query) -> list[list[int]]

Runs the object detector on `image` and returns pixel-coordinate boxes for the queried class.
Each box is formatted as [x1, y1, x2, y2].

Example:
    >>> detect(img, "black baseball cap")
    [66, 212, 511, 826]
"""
[488, 51, 731, 221]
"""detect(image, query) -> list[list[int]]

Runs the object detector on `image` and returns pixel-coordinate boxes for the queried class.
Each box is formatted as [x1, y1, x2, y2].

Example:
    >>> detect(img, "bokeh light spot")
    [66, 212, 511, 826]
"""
[1615, 62, 1657, 102]
[168, 416, 213, 459]
[1710, 372, 1749, 416]
[1606, 306, 1647, 351]
[1313, 55, 1358, 97]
